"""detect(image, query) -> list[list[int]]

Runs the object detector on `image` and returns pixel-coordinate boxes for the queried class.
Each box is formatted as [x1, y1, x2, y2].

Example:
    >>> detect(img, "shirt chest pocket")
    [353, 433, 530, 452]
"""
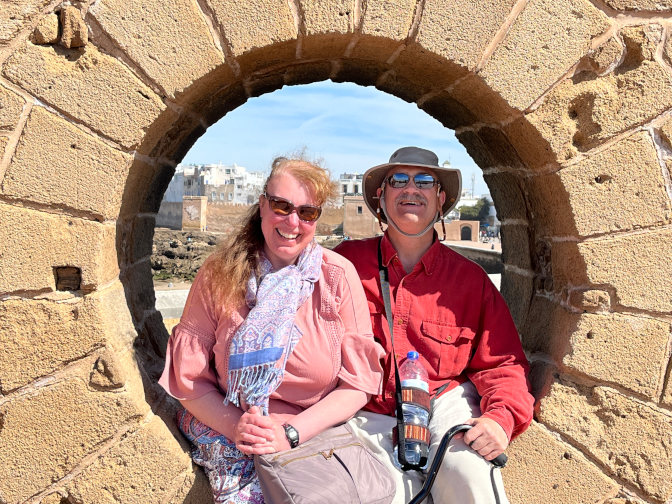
[418, 321, 476, 379]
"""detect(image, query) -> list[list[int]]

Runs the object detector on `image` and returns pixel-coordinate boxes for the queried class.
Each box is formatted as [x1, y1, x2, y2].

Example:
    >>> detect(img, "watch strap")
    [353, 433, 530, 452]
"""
[282, 423, 300, 448]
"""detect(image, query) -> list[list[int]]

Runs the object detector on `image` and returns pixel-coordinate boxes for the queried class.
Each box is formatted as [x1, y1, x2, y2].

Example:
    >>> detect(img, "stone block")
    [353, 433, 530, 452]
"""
[417, 0, 518, 71]
[140, 164, 179, 213]
[169, 466, 215, 504]
[300, 0, 355, 59]
[246, 71, 286, 98]
[553, 229, 672, 313]
[0, 83, 25, 131]
[2, 42, 165, 149]
[377, 71, 430, 103]
[121, 260, 156, 323]
[131, 215, 156, 263]
[418, 90, 479, 129]
[118, 159, 160, 220]
[539, 382, 672, 502]
[500, 269, 534, 331]
[605, 0, 672, 10]
[60, 6, 88, 48]
[521, 295, 579, 357]
[447, 73, 518, 124]
[0, 0, 51, 44]
[147, 113, 205, 163]
[503, 422, 618, 503]
[89, 350, 127, 390]
[0, 135, 7, 158]
[284, 61, 332, 86]
[0, 378, 141, 503]
[209, 0, 297, 74]
[589, 36, 623, 74]
[480, 0, 610, 111]
[528, 358, 558, 402]
[0, 203, 118, 294]
[3, 107, 133, 220]
[663, 375, 672, 408]
[557, 131, 670, 237]
[333, 58, 387, 87]
[0, 296, 106, 392]
[563, 313, 670, 399]
[528, 25, 672, 162]
[360, 0, 416, 41]
[502, 115, 558, 170]
[483, 171, 528, 221]
[389, 43, 469, 91]
[349, 34, 404, 63]
[32, 12, 59, 44]
[66, 416, 192, 504]
[525, 172, 579, 238]
[568, 289, 611, 312]
[500, 224, 531, 270]
[89, 0, 224, 99]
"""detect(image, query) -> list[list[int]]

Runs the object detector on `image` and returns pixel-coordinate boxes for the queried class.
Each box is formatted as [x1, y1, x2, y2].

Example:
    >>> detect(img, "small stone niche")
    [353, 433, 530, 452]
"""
[54, 266, 81, 291]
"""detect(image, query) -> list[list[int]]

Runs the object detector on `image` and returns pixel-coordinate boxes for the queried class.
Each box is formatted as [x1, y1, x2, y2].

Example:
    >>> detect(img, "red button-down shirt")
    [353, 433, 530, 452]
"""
[335, 233, 534, 440]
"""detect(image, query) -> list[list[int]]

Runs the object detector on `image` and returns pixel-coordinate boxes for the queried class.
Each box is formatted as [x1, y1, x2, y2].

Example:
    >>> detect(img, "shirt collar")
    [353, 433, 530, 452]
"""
[381, 231, 442, 275]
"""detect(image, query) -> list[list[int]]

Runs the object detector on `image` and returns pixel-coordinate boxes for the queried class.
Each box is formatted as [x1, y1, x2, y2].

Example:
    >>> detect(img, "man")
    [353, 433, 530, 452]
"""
[335, 147, 534, 504]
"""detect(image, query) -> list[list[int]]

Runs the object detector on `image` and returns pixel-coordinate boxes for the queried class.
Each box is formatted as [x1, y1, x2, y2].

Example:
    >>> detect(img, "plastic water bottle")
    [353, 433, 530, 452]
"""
[394, 351, 430, 468]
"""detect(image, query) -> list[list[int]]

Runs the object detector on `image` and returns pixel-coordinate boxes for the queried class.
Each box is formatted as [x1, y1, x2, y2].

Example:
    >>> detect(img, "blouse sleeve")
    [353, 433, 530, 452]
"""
[336, 260, 385, 395]
[158, 268, 220, 401]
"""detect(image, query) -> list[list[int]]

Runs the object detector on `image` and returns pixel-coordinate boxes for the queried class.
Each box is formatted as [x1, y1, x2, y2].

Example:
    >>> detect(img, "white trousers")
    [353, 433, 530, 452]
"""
[347, 381, 509, 504]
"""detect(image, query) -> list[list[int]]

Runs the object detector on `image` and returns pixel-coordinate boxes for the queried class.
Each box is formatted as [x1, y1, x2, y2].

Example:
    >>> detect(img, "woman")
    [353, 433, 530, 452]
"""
[159, 157, 385, 503]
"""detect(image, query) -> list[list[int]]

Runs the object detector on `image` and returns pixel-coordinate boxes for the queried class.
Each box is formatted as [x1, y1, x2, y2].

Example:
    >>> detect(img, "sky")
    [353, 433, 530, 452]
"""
[183, 80, 488, 197]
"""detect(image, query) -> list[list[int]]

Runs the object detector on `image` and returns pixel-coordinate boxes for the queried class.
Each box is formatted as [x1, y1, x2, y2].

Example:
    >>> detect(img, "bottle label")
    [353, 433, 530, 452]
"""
[400, 379, 429, 393]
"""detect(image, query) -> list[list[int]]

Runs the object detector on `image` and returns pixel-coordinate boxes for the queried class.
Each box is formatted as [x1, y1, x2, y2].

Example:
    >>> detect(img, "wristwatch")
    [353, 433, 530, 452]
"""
[282, 423, 300, 448]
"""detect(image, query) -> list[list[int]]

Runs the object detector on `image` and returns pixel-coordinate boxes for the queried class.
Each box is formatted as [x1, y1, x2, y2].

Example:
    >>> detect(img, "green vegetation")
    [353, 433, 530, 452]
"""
[457, 197, 490, 223]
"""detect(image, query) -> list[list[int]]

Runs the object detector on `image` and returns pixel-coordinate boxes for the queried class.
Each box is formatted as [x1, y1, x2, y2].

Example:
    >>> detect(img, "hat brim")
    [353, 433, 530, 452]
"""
[362, 162, 462, 224]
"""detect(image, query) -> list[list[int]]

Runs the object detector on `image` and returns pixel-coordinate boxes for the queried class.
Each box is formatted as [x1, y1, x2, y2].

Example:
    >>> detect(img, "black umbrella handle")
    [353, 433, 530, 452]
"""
[407, 424, 507, 504]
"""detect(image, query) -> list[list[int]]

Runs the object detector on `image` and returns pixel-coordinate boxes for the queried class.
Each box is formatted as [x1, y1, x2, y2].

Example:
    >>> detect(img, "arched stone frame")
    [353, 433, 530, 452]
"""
[460, 224, 473, 241]
[0, 0, 671, 503]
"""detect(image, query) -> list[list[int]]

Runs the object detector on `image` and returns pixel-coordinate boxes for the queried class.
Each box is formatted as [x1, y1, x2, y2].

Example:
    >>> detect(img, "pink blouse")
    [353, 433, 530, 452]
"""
[159, 248, 385, 416]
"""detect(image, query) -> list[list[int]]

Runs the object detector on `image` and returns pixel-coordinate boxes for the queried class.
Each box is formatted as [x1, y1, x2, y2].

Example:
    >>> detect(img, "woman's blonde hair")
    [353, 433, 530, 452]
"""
[203, 156, 338, 313]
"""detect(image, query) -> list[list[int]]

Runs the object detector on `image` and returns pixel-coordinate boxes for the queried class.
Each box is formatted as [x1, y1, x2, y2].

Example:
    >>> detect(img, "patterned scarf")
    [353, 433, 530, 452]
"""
[224, 241, 323, 415]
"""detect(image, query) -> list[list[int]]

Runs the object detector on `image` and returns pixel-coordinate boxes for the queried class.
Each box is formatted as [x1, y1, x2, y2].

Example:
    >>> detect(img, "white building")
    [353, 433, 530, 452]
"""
[163, 164, 201, 202]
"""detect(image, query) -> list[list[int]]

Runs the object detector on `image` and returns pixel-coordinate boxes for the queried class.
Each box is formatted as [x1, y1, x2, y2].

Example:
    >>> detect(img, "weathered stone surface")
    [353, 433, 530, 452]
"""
[0, 0, 51, 44]
[169, 466, 215, 504]
[552, 229, 672, 313]
[2, 107, 133, 219]
[563, 314, 670, 398]
[390, 44, 469, 91]
[131, 215, 157, 263]
[522, 295, 579, 356]
[417, 0, 517, 70]
[605, 0, 672, 10]
[121, 259, 156, 323]
[503, 115, 558, 170]
[483, 171, 528, 221]
[0, 135, 8, 158]
[589, 36, 623, 74]
[556, 132, 670, 237]
[0, 296, 104, 392]
[89, 0, 224, 99]
[448, 73, 518, 124]
[419, 90, 479, 129]
[528, 25, 672, 162]
[0, 203, 118, 294]
[60, 6, 88, 48]
[540, 382, 672, 502]
[89, 350, 127, 390]
[0, 83, 25, 131]
[2, 42, 166, 149]
[32, 12, 59, 44]
[504, 422, 618, 503]
[300, 0, 355, 59]
[360, 0, 416, 41]
[480, 0, 610, 111]
[526, 172, 578, 237]
[500, 224, 531, 270]
[457, 127, 525, 170]
[0, 378, 141, 503]
[663, 375, 672, 407]
[500, 269, 534, 330]
[568, 289, 611, 312]
[209, 0, 297, 74]
[66, 416, 192, 504]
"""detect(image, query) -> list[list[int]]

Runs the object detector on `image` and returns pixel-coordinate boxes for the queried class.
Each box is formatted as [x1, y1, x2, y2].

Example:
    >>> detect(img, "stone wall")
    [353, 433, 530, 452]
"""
[156, 201, 183, 230]
[1, 1, 671, 503]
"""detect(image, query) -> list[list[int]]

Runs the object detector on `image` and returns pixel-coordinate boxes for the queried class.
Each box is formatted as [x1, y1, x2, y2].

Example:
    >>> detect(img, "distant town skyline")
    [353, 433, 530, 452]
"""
[182, 81, 488, 197]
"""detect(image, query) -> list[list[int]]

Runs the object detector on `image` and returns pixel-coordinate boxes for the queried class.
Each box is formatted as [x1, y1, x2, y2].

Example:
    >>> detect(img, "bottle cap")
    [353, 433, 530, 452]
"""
[407, 351, 419, 360]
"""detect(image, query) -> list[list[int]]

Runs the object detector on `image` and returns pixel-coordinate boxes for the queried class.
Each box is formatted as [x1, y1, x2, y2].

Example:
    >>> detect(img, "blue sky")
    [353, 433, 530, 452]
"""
[183, 81, 488, 196]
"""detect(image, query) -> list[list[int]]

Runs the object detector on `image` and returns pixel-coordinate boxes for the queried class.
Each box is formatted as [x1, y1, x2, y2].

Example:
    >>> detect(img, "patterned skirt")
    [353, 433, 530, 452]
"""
[177, 408, 265, 504]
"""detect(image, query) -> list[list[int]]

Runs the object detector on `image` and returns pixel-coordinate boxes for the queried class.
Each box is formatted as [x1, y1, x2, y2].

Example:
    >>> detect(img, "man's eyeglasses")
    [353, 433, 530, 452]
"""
[386, 173, 439, 190]
[263, 194, 322, 222]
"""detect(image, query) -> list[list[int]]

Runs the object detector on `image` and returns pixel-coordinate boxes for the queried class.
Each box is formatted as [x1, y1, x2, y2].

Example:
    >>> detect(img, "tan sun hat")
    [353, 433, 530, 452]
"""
[363, 146, 462, 224]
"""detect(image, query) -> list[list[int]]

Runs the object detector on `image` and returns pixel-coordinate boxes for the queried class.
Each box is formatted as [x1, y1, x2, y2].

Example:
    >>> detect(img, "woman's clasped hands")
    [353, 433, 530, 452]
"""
[233, 406, 291, 455]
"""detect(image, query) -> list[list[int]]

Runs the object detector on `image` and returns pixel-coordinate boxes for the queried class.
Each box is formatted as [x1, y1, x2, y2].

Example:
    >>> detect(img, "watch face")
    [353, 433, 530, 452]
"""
[283, 423, 299, 448]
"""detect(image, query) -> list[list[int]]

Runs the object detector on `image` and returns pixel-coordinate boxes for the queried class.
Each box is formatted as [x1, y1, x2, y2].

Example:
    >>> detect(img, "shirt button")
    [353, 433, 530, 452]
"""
[446, 335, 452, 342]
[397, 319, 403, 325]
[394, 258, 399, 263]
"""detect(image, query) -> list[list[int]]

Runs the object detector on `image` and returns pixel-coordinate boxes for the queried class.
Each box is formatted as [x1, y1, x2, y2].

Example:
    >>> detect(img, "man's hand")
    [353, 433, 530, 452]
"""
[233, 406, 277, 455]
[460, 417, 509, 461]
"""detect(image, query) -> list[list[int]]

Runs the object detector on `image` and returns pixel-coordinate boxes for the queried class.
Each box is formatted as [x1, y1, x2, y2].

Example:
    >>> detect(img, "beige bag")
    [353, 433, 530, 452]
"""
[254, 423, 395, 504]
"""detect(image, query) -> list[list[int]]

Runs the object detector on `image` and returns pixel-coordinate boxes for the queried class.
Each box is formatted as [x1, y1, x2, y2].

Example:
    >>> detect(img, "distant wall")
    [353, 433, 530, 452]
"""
[447, 244, 503, 274]
[155, 201, 182, 230]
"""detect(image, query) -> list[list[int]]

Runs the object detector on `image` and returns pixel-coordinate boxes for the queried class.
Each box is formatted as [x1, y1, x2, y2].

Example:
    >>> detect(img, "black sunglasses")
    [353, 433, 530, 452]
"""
[263, 194, 322, 222]
[386, 173, 439, 190]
